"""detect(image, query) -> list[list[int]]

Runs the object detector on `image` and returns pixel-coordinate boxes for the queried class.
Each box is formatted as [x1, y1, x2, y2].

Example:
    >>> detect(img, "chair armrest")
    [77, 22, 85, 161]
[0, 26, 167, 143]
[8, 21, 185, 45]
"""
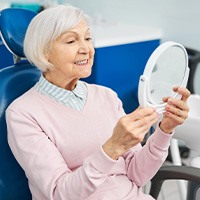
[150, 165, 200, 199]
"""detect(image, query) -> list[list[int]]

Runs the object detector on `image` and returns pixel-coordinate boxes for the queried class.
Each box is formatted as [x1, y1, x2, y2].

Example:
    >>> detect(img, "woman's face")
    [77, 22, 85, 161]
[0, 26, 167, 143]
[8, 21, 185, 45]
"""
[45, 19, 95, 90]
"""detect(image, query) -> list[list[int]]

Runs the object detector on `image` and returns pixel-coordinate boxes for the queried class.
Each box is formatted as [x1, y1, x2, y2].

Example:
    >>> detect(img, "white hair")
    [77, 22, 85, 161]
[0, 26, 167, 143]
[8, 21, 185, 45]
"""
[24, 5, 90, 72]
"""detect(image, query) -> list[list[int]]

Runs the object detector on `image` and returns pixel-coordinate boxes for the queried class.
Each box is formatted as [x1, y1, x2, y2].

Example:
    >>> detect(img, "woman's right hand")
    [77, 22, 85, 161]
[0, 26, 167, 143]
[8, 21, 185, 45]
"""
[102, 107, 159, 160]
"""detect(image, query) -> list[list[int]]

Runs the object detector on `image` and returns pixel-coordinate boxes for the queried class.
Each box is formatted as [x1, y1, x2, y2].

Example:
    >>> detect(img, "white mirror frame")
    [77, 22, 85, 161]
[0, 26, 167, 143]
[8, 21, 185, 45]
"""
[138, 41, 190, 114]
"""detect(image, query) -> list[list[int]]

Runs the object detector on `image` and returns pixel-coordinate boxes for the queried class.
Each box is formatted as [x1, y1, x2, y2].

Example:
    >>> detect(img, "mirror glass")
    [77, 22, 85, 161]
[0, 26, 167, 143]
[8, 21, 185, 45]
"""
[149, 45, 187, 104]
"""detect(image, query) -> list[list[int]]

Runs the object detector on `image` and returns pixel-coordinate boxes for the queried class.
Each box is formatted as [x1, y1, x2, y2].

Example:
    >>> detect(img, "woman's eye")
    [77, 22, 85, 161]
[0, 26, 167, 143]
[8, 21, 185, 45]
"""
[66, 40, 75, 44]
[86, 37, 92, 41]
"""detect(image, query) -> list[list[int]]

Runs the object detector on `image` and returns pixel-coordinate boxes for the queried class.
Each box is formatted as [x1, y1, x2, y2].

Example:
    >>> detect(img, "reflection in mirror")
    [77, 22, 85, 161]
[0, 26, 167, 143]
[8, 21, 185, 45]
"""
[149, 45, 187, 105]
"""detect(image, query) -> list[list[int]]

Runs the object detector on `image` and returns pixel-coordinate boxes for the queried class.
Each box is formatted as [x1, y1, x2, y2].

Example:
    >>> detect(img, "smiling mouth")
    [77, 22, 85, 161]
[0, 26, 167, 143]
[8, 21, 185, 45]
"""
[74, 59, 88, 66]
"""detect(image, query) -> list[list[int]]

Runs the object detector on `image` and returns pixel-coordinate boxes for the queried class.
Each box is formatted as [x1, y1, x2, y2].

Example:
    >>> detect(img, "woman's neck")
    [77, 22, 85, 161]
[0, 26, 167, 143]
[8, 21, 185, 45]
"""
[43, 72, 78, 91]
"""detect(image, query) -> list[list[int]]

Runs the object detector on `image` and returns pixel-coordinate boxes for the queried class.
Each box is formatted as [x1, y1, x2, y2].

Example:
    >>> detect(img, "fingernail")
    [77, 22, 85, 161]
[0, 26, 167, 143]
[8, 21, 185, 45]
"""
[166, 105, 170, 110]
[168, 98, 173, 103]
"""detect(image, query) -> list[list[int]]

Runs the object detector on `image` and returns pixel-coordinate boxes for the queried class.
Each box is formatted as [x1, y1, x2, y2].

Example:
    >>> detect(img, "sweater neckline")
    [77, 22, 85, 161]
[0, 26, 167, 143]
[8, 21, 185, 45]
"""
[31, 82, 93, 116]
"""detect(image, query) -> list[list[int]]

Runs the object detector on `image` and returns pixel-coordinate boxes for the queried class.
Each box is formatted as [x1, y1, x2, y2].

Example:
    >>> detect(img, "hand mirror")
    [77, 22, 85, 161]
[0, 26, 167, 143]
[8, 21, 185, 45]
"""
[138, 41, 189, 114]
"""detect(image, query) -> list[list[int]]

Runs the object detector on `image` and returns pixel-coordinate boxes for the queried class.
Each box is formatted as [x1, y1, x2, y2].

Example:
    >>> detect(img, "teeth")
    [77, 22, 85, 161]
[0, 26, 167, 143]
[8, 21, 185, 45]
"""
[75, 60, 88, 65]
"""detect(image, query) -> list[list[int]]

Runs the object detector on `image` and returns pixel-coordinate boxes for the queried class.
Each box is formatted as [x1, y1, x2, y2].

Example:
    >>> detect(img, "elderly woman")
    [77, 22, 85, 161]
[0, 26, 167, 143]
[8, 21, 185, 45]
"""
[6, 4, 190, 200]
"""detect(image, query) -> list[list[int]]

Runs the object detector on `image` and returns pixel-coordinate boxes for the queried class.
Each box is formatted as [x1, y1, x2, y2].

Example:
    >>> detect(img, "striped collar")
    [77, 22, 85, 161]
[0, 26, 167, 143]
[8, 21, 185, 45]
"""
[34, 75, 87, 105]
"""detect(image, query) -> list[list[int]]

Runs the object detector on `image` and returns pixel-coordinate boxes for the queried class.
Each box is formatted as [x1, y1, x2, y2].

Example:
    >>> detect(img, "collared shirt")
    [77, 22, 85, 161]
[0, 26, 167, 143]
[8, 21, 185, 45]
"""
[34, 75, 88, 111]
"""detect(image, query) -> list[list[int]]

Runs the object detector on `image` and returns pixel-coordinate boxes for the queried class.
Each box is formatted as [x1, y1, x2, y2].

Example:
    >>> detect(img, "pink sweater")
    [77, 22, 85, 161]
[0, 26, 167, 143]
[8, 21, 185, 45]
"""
[6, 83, 172, 200]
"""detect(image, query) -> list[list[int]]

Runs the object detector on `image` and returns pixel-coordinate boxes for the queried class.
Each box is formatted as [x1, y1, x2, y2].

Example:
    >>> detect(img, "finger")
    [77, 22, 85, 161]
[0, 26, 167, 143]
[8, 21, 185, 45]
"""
[165, 103, 188, 119]
[132, 116, 159, 138]
[173, 86, 190, 102]
[138, 112, 158, 126]
[167, 98, 189, 112]
[162, 96, 170, 102]
[163, 111, 185, 125]
[177, 87, 191, 102]
[124, 112, 159, 146]
[163, 87, 190, 102]
[172, 86, 179, 92]
[127, 107, 156, 121]
[128, 111, 159, 131]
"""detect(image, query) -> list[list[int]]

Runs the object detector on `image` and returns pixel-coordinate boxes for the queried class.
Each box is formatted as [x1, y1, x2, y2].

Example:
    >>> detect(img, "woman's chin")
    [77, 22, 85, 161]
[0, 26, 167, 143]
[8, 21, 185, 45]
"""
[81, 72, 92, 79]
[80, 68, 92, 78]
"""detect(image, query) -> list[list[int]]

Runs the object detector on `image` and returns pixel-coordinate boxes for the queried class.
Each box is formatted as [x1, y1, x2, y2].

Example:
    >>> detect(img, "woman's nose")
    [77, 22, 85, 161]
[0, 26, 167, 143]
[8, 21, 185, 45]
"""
[78, 40, 90, 54]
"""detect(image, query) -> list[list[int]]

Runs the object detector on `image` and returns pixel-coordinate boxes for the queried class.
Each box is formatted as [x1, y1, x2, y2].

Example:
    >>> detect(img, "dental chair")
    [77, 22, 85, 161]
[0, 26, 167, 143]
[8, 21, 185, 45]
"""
[1, 7, 200, 200]
[0, 8, 40, 199]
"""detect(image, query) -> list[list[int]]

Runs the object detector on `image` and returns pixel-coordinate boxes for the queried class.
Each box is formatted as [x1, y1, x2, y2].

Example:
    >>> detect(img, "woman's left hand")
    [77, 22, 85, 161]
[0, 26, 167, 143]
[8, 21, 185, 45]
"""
[159, 87, 190, 134]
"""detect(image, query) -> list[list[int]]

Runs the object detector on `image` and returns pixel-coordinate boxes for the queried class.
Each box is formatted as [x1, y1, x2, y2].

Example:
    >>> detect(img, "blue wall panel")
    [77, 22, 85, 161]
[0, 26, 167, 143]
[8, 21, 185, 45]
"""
[83, 39, 160, 113]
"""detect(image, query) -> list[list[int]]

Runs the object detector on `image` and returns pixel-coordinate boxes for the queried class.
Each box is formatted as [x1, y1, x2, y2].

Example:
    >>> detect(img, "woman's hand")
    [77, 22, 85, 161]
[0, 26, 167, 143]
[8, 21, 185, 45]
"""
[102, 107, 159, 160]
[160, 87, 190, 134]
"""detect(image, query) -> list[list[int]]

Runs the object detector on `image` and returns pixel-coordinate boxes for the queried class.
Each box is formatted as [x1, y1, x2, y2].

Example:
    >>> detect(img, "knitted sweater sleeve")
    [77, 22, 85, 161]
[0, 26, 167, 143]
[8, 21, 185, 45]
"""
[111, 89, 173, 187]
[123, 125, 173, 187]
[6, 109, 119, 200]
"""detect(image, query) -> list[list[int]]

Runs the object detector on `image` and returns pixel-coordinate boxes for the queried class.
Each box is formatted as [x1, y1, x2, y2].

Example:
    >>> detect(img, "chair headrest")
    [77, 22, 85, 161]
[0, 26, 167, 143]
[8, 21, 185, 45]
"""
[0, 8, 37, 58]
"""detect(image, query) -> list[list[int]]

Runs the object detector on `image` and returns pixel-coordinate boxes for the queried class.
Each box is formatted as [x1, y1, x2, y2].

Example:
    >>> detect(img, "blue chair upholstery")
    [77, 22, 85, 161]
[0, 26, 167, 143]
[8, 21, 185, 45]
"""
[0, 8, 41, 200]
[0, 8, 36, 58]
[0, 36, 13, 69]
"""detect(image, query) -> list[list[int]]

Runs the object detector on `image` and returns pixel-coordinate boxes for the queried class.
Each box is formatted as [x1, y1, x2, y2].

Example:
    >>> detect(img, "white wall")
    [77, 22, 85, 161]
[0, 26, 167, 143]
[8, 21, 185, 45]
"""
[2, 0, 200, 50]
[72, 0, 200, 51]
